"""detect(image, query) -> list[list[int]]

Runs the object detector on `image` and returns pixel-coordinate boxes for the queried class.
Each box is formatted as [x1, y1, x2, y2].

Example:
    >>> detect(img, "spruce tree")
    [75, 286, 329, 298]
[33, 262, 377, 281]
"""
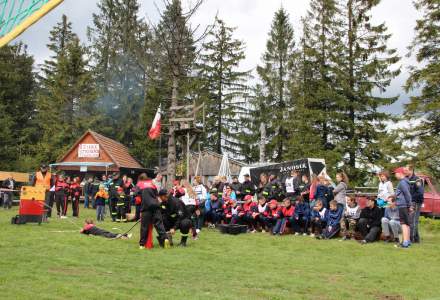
[257, 7, 296, 161]
[153, 0, 200, 183]
[199, 17, 250, 155]
[286, 1, 345, 168]
[405, 0, 440, 177]
[37, 15, 97, 162]
[88, 0, 149, 147]
[0, 43, 37, 171]
[339, 0, 400, 180]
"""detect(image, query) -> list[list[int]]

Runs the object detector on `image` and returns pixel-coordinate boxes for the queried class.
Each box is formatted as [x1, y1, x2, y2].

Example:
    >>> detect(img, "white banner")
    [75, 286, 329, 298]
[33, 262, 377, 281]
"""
[78, 144, 100, 158]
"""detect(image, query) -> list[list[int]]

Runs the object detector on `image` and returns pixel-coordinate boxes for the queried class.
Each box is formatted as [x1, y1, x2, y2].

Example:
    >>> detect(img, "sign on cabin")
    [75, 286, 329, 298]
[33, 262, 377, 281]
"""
[78, 144, 100, 158]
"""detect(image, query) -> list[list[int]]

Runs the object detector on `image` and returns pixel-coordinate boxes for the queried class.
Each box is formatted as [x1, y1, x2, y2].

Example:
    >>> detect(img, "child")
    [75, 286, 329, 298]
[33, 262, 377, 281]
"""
[262, 200, 280, 233]
[70, 177, 82, 218]
[310, 200, 327, 237]
[340, 196, 361, 240]
[319, 200, 342, 239]
[251, 196, 268, 232]
[241, 195, 257, 232]
[315, 176, 330, 208]
[80, 218, 132, 239]
[377, 171, 394, 208]
[273, 198, 295, 235]
[116, 187, 128, 222]
[95, 184, 109, 222]
[54, 175, 70, 218]
[205, 190, 223, 227]
[381, 196, 401, 243]
[293, 196, 310, 235]
[224, 199, 242, 224]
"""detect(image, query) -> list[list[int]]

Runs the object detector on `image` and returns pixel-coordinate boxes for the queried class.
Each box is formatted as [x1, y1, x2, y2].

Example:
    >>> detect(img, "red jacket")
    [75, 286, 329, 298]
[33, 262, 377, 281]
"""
[135, 180, 157, 205]
[242, 201, 257, 215]
[70, 182, 82, 197]
[279, 205, 295, 218]
[263, 206, 280, 219]
[55, 180, 69, 192]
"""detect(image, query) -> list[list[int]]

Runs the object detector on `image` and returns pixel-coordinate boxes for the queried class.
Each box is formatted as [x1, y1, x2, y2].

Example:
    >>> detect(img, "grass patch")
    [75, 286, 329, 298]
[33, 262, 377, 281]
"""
[1, 208, 440, 299]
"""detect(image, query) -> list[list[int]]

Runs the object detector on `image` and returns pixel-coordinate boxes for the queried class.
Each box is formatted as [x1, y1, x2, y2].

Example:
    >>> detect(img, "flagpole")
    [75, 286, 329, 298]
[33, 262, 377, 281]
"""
[158, 104, 162, 173]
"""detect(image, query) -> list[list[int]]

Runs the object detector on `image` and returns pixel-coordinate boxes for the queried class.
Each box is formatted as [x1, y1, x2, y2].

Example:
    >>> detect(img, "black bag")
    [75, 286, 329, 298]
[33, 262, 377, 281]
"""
[11, 215, 25, 225]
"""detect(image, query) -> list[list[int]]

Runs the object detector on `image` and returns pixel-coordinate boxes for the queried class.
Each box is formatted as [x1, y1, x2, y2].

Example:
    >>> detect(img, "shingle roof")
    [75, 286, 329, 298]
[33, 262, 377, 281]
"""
[89, 131, 144, 169]
[58, 130, 143, 169]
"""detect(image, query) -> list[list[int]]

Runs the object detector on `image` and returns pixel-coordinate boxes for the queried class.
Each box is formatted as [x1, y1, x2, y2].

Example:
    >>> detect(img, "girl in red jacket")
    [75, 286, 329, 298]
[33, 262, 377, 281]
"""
[70, 177, 82, 218]
[262, 200, 280, 233]
[241, 195, 257, 232]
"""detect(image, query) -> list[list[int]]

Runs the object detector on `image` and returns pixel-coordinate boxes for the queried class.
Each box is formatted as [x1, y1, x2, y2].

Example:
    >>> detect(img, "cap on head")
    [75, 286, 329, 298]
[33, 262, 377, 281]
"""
[393, 167, 406, 175]
[269, 200, 278, 206]
[244, 195, 253, 201]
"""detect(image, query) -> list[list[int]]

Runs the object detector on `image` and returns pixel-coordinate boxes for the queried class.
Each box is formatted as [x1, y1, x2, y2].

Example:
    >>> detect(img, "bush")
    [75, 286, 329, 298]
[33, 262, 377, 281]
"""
[420, 217, 440, 232]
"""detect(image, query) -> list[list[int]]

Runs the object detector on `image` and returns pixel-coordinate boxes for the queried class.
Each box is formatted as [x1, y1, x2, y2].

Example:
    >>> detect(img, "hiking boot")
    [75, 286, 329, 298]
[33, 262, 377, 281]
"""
[164, 239, 170, 249]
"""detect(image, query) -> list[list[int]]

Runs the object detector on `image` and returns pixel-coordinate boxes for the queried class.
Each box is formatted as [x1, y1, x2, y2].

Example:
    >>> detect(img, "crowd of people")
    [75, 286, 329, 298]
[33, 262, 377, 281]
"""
[30, 163, 424, 249]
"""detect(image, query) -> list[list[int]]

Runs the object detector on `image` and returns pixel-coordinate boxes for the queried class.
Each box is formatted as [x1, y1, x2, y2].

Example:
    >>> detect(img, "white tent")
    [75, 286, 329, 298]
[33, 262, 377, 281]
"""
[218, 153, 232, 182]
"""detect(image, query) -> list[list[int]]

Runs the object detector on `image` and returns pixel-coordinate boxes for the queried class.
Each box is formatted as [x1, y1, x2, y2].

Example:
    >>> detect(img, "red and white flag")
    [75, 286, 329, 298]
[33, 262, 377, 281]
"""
[148, 106, 161, 140]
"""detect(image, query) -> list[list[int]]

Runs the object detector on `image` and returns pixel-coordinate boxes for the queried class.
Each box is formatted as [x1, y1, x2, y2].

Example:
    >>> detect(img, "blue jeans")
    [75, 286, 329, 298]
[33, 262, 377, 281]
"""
[84, 193, 90, 208]
[96, 205, 105, 221]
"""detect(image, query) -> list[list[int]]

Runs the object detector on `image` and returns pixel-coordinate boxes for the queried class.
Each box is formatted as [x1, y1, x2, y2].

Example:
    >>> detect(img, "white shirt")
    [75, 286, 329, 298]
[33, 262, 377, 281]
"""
[194, 184, 207, 201]
[181, 188, 196, 206]
[378, 180, 394, 200]
[285, 177, 295, 193]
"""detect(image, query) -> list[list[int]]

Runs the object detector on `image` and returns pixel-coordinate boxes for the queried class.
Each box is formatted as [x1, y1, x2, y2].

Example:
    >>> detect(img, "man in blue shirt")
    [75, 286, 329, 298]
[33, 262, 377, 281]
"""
[394, 167, 413, 248]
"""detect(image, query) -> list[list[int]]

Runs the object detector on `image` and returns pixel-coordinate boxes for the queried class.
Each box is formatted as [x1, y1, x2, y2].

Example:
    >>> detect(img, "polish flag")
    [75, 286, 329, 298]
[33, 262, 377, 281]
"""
[148, 107, 161, 140]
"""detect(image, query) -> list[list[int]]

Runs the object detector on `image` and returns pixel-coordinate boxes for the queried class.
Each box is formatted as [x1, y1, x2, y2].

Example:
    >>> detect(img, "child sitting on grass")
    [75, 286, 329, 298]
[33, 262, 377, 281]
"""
[318, 200, 342, 239]
[340, 196, 361, 241]
[262, 200, 280, 233]
[310, 200, 327, 237]
[293, 196, 310, 236]
[80, 218, 132, 239]
[95, 184, 109, 222]
[273, 198, 295, 235]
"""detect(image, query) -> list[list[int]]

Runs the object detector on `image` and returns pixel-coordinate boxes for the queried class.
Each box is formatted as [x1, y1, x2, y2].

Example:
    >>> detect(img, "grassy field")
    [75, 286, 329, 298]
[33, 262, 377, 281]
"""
[1, 207, 440, 300]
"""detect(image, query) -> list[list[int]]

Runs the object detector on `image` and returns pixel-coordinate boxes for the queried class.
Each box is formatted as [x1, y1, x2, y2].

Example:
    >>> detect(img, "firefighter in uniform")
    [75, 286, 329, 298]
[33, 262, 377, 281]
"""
[109, 173, 123, 221]
[32, 164, 54, 217]
[139, 176, 168, 249]
[54, 175, 70, 217]
[158, 189, 192, 247]
[116, 187, 128, 222]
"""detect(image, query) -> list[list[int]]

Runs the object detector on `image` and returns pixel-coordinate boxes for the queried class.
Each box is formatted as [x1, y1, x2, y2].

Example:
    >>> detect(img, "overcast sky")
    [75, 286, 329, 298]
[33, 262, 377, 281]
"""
[13, 0, 421, 114]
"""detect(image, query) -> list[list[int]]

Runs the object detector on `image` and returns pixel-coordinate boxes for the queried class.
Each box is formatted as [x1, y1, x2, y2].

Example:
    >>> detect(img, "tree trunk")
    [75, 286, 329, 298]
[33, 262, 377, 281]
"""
[260, 122, 266, 163]
[347, 0, 356, 169]
[167, 73, 178, 186]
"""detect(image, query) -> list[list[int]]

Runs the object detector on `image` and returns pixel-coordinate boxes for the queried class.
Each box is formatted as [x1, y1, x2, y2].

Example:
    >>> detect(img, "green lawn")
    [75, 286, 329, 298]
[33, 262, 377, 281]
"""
[1, 208, 440, 300]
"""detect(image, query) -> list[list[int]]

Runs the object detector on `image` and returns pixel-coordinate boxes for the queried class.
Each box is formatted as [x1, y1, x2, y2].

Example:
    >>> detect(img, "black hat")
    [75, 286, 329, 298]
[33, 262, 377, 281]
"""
[158, 189, 168, 196]
[40, 163, 48, 168]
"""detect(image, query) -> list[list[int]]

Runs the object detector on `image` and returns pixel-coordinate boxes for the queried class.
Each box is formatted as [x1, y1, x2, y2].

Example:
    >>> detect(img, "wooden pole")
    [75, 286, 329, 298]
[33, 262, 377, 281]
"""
[186, 131, 190, 182]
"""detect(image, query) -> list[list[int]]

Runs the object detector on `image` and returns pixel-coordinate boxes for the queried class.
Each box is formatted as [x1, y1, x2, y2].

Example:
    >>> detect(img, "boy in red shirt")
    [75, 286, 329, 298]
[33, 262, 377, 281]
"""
[262, 200, 280, 233]
[273, 198, 295, 235]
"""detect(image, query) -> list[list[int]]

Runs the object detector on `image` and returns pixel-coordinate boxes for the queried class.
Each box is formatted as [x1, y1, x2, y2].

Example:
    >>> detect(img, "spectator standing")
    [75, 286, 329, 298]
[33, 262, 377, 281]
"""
[406, 166, 424, 243]
[2, 174, 16, 209]
[333, 171, 349, 212]
[394, 167, 413, 248]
